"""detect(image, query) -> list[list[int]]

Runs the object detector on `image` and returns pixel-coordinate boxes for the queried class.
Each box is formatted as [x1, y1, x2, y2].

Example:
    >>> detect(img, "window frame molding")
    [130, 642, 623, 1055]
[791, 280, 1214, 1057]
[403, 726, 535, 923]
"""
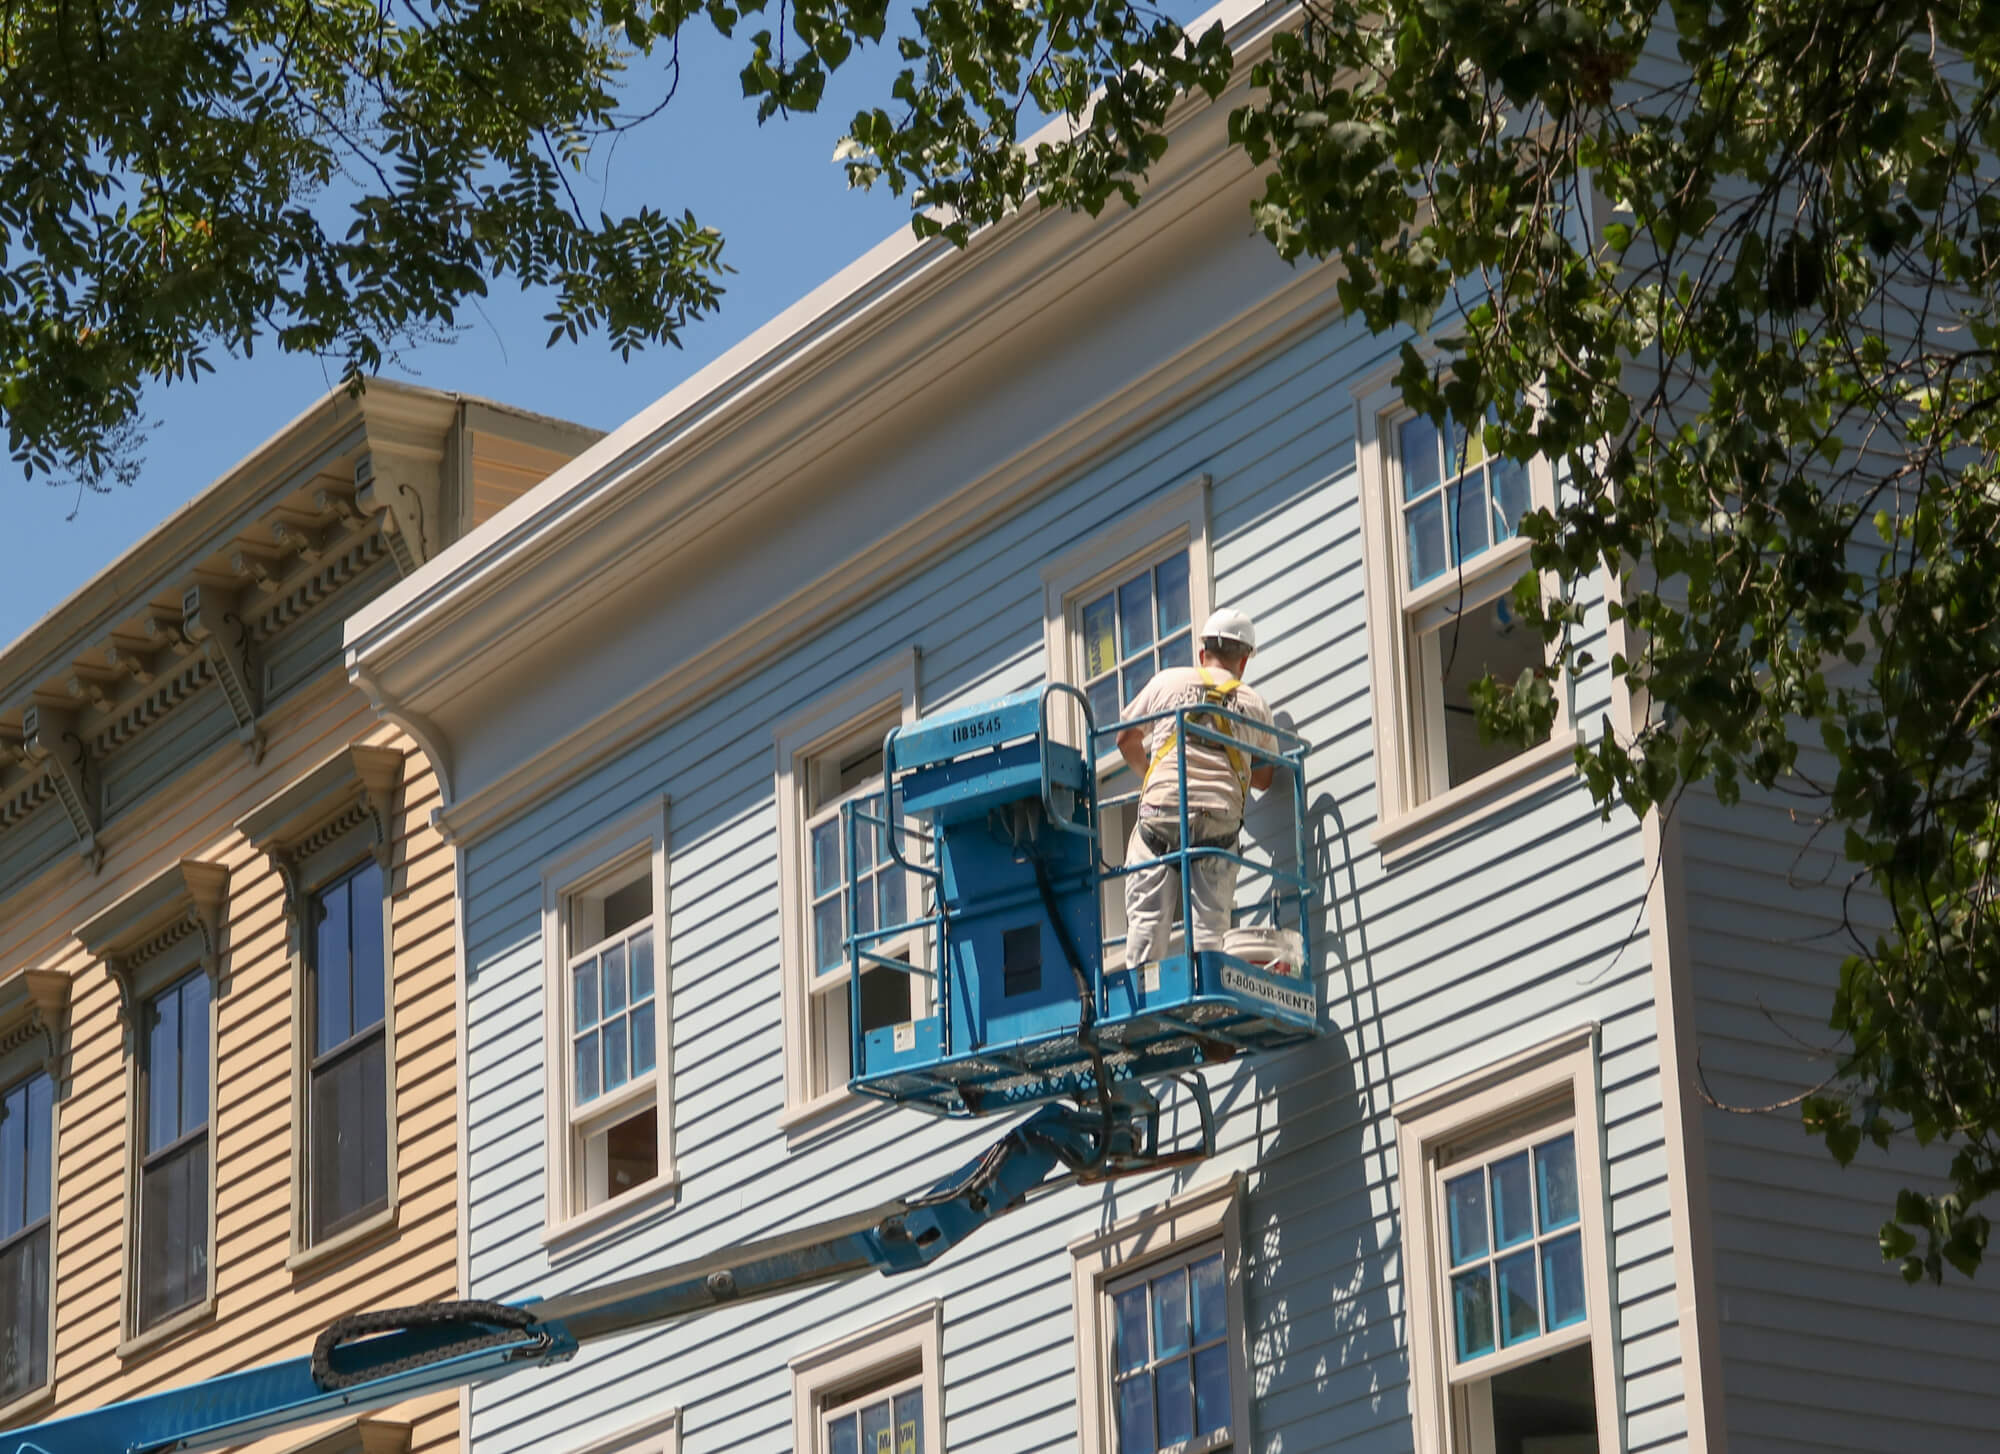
[1040, 475, 1214, 747]
[0, 969, 69, 1422]
[76, 857, 230, 1356]
[238, 741, 407, 1273]
[1392, 1025, 1621, 1454]
[539, 794, 675, 1246]
[772, 648, 920, 1138]
[788, 1298, 944, 1454]
[1352, 375, 1578, 855]
[1069, 1172, 1251, 1454]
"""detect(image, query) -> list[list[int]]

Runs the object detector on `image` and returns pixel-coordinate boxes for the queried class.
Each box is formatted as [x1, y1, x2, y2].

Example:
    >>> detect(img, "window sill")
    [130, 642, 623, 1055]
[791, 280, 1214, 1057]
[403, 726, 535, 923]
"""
[0, 1380, 54, 1428]
[542, 1172, 681, 1257]
[287, 1202, 399, 1279]
[777, 1088, 886, 1149]
[1372, 732, 1582, 864]
[117, 1295, 217, 1362]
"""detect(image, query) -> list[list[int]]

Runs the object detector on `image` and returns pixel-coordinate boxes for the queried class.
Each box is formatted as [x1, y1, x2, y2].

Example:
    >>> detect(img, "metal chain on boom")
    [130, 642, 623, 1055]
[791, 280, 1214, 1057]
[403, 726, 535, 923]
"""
[311, 1300, 547, 1391]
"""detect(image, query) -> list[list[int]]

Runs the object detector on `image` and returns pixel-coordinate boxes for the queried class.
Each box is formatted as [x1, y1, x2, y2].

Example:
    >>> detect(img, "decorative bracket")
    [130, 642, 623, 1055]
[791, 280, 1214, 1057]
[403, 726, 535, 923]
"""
[183, 583, 265, 761]
[20, 704, 102, 870]
[0, 967, 73, 1083]
[238, 741, 405, 920]
[353, 450, 438, 578]
[77, 858, 231, 1028]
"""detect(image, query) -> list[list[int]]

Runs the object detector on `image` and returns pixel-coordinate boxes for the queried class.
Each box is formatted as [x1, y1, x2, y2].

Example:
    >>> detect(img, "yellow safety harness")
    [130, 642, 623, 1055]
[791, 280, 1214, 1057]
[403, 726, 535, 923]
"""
[1143, 666, 1252, 799]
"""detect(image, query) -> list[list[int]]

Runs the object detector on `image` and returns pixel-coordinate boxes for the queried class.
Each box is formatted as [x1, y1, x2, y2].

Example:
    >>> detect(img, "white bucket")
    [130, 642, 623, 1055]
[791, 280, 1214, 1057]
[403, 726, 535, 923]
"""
[1224, 927, 1306, 978]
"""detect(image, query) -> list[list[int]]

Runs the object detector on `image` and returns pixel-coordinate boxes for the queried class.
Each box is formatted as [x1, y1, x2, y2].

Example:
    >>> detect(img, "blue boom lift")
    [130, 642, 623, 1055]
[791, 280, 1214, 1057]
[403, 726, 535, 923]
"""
[7, 686, 1320, 1454]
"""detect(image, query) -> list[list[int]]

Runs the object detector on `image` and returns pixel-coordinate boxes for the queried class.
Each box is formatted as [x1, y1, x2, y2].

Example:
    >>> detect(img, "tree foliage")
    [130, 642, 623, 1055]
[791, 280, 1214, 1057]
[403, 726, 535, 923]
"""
[13, 0, 2000, 1280]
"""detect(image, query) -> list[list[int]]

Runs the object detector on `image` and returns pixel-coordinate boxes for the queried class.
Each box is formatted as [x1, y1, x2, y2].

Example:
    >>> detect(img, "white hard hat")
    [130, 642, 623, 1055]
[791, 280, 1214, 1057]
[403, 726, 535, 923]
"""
[1200, 608, 1257, 652]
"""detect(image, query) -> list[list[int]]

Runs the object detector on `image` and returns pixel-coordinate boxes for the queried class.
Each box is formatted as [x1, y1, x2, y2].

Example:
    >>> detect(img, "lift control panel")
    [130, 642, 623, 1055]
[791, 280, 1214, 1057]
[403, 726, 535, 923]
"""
[844, 683, 1320, 1116]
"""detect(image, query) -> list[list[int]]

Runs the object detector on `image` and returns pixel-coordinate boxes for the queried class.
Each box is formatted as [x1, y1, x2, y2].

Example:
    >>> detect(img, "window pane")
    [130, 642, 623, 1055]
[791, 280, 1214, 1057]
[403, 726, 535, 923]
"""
[315, 876, 352, 1054]
[602, 942, 628, 1016]
[1536, 1134, 1580, 1231]
[1491, 1151, 1534, 1249]
[827, 1413, 860, 1454]
[23, 1074, 52, 1228]
[879, 862, 906, 932]
[1542, 1230, 1587, 1330]
[1400, 415, 1441, 499]
[574, 1030, 600, 1103]
[603, 1016, 630, 1091]
[860, 1395, 892, 1454]
[1155, 554, 1191, 639]
[349, 859, 386, 1034]
[1496, 1247, 1541, 1346]
[1492, 455, 1532, 539]
[140, 1138, 206, 1329]
[1451, 409, 1487, 474]
[1406, 495, 1447, 587]
[855, 876, 876, 936]
[573, 957, 599, 1028]
[893, 1390, 924, 1454]
[146, 987, 181, 1154]
[1082, 594, 1117, 679]
[1119, 574, 1155, 654]
[1088, 676, 1122, 731]
[602, 1105, 658, 1200]
[1192, 1342, 1229, 1436]
[1113, 1284, 1149, 1373]
[311, 1033, 389, 1241]
[1445, 1170, 1488, 1265]
[1121, 659, 1152, 709]
[1452, 474, 1491, 564]
[1155, 1354, 1193, 1448]
[179, 972, 210, 1133]
[1190, 1251, 1226, 1344]
[813, 898, 845, 976]
[630, 927, 654, 1002]
[0, 1099, 18, 1242]
[1451, 1267, 1495, 1361]
[632, 1002, 657, 1077]
[811, 818, 843, 897]
[1158, 631, 1191, 670]
[1115, 1374, 1156, 1454]
[0, 1223, 49, 1402]
[1151, 1264, 1190, 1358]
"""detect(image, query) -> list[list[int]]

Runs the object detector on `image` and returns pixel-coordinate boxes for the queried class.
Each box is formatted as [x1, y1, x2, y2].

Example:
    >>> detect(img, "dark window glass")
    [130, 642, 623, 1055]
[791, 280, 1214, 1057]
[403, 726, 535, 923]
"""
[140, 974, 209, 1329]
[0, 1072, 53, 1400]
[308, 860, 391, 1243]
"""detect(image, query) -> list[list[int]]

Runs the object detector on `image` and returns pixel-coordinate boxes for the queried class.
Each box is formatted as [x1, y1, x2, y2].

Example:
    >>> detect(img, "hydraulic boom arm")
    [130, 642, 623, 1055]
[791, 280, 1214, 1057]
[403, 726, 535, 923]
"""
[8, 1084, 1209, 1454]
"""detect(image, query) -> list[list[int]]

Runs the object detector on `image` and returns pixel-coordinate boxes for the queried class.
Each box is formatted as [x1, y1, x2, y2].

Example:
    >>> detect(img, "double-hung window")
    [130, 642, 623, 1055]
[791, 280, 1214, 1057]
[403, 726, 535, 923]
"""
[790, 1301, 944, 1454]
[1042, 478, 1215, 955]
[1396, 1029, 1617, 1454]
[0, 1068, 54, 1404]
[774, 651, 921, 1125]
[542, 798, 673, 1231]
[1070, 1174, 1250, 1454]
[1358, 388, 1567, 832]
[306, 859, 390, 1244]
[139, 970, 210, 1331]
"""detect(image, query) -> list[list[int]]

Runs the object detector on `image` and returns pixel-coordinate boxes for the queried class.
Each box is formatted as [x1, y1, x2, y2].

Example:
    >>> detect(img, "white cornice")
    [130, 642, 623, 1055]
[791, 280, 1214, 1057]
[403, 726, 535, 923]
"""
[346, 0, 1299, 795]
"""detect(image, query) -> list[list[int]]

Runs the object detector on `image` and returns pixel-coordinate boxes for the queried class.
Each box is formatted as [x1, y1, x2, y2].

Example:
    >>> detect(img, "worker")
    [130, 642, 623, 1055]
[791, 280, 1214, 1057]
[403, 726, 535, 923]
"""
[1115, 607, 1279, 968]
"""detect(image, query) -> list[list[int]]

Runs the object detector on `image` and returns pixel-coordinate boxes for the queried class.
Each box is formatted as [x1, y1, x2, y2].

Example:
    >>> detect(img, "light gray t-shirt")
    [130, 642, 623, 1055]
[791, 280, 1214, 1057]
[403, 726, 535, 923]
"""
[1122, 666, 1276, 817]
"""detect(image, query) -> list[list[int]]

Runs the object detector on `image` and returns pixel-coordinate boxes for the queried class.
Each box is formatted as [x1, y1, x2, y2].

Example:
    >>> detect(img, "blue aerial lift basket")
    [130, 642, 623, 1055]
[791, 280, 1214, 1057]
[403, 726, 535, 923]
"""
[843, 682, 1320, 1117]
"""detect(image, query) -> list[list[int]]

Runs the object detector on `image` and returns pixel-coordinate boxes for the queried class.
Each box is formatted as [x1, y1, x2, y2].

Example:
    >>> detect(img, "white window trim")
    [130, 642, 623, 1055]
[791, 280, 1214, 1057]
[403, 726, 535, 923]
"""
[568, 1407, 680, 1454]
[1041, 474, 1214, 749]
[773, 648, 921, 1138]
[789, 1298, 945, 1454]
[1393, 1025, 1621, 1454]
[1353, 377, 1579, 857]
[1069, 1172, 1252, 1454]
[539, 795, 675, 1245]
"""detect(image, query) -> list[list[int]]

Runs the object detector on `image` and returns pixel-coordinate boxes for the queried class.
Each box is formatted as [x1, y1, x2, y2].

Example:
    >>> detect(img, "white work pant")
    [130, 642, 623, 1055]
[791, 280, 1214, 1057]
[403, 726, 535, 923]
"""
[1123, 811, 1241, 969]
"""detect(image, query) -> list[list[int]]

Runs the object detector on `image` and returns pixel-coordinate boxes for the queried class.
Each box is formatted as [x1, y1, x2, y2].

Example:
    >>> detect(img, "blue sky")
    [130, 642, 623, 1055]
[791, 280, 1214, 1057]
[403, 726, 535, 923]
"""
[0, 31, 918, 646]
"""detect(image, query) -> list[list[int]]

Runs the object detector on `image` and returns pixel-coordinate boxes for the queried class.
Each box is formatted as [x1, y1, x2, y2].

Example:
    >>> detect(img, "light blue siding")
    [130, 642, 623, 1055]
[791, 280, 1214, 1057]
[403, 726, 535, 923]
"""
[457, 296, 1678, 1453]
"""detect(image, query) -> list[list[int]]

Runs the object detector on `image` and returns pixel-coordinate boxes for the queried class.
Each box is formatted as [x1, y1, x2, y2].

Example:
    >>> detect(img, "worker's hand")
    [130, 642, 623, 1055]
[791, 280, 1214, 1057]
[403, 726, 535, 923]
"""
[1251, 763, 1276, 792]
[1117, 726, 1148, 777]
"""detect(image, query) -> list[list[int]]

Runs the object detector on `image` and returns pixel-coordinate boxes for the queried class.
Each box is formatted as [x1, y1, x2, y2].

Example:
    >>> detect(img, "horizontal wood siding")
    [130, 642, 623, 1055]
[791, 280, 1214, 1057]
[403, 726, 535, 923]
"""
[1679, 780, 2000, 1451]
[0, 673, 458, 1454]
[459, 292, 1678, 1453]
